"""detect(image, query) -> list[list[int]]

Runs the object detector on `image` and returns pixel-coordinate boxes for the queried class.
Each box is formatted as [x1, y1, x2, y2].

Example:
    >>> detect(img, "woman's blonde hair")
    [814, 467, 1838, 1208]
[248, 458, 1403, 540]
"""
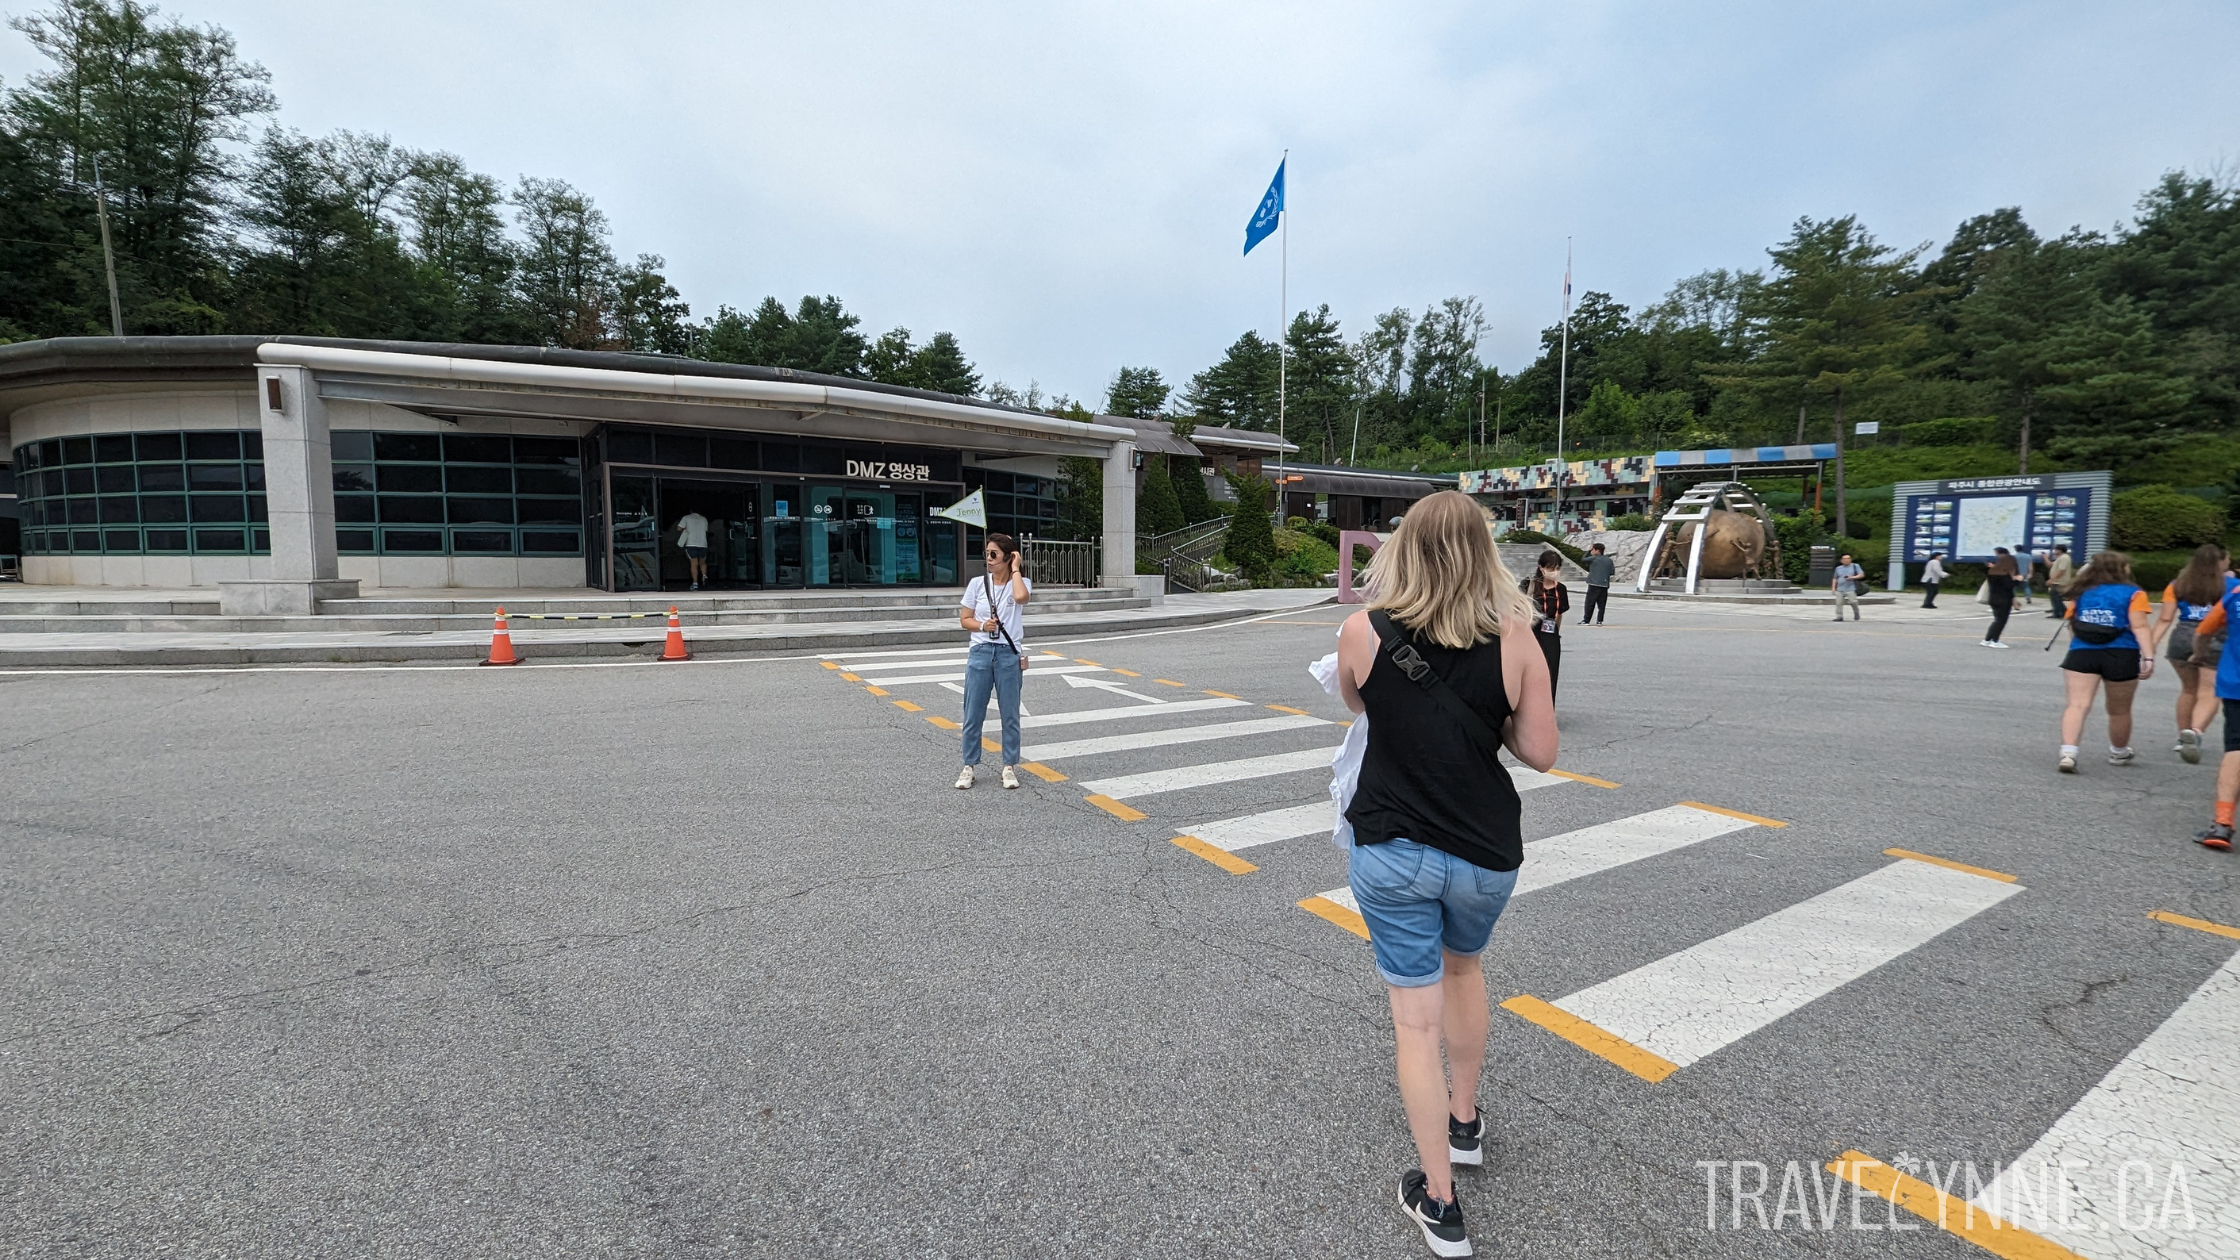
[1364, 491, 1532, 648]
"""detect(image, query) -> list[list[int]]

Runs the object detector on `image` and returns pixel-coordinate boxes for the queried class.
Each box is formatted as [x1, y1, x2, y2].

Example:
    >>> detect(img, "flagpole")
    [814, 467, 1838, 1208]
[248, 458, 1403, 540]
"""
[1276, 148, 1288, 521]
[1554, 238, 1572, 526]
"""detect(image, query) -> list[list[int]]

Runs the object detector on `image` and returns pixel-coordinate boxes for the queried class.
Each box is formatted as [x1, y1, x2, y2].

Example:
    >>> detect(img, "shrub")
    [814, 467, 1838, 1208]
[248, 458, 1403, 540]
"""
[1900, 416, 1999, 447]
[2111, 484, 2224, 552]
[1136, 454, 1184, 535]
[1606, 513, 1656, 532]
[1221, 473, 1276, 582]
[1504, 530, 1586, 568]
[1172, 457, 1222, 524]
[1773, 510, 1827, 585]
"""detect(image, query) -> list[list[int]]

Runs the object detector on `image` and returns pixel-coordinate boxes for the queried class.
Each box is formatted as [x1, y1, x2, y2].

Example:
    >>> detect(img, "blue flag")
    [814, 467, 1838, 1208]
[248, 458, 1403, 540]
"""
[1243, 158, 1284, 256]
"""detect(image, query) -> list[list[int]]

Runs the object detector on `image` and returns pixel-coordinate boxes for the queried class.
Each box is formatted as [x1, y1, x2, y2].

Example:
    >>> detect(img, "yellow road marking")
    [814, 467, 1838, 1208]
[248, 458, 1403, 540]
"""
[1830, 1150, 2088, 1260]
[839, 672, 861, 681]
[1172, 835, 1257, 873]
[1073, 658, 1101, 666]
[1265, 704, 1311, 716]
[1153, 678, 1185, 687]
[982, 737, 1001, 753]
[864, 685, 889, 696]
[1550, 769, 1621, 789]
[1111, 668, 1141, 677]
[1020, 761, 1067, 783]
[1500, 995, 1679, 1082]
[892, 700, 923, 712]
[927, 716, 961, 730]
[1885, 848, 2016, 883]
[1203, 689, 1242, 699]
[2149, 909, 2240, 940]
[1085, 794, 1146, 821]
[1298, 895, 1369, 939]
[1678, 801, 1788, 828]
[820, 661, 840, 669]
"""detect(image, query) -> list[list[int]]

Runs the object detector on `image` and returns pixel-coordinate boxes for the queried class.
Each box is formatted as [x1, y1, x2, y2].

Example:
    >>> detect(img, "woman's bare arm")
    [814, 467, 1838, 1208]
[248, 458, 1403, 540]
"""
[1336, 610, 1374, 714]
[1501, 614, 1558, 771]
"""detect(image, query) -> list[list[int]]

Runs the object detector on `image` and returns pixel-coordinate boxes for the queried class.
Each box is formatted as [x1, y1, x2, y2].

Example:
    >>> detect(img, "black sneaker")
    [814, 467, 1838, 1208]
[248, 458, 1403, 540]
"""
[2199, 822, 2234, 851]
[1397, 1170, 1472, 1257]
[1447, 1109, 1483, 1166]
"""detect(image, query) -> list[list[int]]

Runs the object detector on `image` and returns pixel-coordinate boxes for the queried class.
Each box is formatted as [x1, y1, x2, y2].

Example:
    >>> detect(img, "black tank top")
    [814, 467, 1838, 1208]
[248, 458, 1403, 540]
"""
[1345, 617, 1524, 871]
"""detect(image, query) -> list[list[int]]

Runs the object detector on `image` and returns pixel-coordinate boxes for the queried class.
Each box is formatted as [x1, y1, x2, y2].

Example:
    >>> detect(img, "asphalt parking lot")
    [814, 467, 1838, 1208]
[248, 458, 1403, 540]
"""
[2, 593, 2234, 1258]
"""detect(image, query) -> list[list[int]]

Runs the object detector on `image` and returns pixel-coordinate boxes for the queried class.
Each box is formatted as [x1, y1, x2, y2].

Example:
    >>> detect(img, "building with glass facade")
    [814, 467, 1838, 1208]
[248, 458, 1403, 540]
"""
[0, 338, 1141, 601]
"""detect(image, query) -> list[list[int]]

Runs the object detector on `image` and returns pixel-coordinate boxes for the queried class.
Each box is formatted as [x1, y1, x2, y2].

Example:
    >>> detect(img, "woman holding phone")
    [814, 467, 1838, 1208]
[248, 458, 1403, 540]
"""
[956, 533, 1032, 790]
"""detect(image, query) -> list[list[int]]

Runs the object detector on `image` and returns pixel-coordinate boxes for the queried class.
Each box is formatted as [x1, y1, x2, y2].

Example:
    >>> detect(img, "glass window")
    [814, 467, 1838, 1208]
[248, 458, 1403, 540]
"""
[189, 464, 244, 490]
[103, 528, 138, 551]
[67, 498, 98, 524]
[134, 433, 182, 461]
[337, 529, 376, 553]
[72, 529, 99, 551]
[374, 433, 441, 462]
[65, 467, 95, 495]
[141, 495, 187, 523]
[95, 435, 134, 463]
[96, 465, 135, 493]
[193, 529, 246, 552]
[801, 443, 844, 475]
[145, 529, 188, 552]
[378, 464, 443, 493]
[447, 497, 514, 525]
[522, 531, 580, 552]
[63, 437, 93, 465]
[336, 496, 376, 522]
[761, 441, 800, 472]
[378, 496, 445, 523]
[242, 433, 262, 460]
[37, 439, 61, 466]
[515, 468, 579, 496]
[514, 436, 581, 466]
[138, 465, 185, 491]
[710, 437, 757, 470]
[445, 466, 512, 494]
[517, 498, 581, 525]
[382, 528, 444, 552]
[99, 496, 137, 523]
[185, 432, 239, 461]
[331, 431, 374, 462]
[451, 530, 512, 553]
[191, 495, 246, 523]
[444, 435, 512, 464]
[333, 465, 374, 492]
[605, 430, 653, 464]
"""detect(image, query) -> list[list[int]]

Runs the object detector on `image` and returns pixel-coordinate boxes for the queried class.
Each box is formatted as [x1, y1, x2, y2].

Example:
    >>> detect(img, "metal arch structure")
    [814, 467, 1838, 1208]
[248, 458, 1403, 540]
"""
[1634, 480, 1781, 595]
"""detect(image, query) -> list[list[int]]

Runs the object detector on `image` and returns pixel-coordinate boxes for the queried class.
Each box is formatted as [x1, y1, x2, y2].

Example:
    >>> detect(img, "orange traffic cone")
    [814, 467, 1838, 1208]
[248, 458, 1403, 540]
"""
[482, 606, 522, 666]
[659, 605, 691, 662]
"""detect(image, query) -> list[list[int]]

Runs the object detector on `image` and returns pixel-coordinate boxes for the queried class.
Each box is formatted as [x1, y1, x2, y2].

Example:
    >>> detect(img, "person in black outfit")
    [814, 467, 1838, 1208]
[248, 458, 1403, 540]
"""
[1983, 546, 2018, 648]
[1524, 550, 1570, 699]
[1580, 542, 1616, 624]
[1335, 491, 1558, 1258]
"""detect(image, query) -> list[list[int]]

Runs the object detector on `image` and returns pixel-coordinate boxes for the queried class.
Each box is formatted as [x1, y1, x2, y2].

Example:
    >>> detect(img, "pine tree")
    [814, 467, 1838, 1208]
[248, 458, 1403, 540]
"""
[1171, 452, 1219, 523]
[1222, 473, 1276, 583]
[1137, 453, 1184, 535]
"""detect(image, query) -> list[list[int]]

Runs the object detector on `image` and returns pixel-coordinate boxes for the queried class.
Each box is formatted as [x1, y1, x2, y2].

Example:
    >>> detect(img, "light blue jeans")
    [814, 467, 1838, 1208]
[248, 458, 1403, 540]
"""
[960, 640, 1022, 766]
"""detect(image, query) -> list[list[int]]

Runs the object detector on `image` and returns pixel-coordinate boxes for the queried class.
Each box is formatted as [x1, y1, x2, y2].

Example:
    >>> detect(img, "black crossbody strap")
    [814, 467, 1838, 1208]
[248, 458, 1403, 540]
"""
[977, 576, 1026, 658]
[1367, 609, 1508, 766]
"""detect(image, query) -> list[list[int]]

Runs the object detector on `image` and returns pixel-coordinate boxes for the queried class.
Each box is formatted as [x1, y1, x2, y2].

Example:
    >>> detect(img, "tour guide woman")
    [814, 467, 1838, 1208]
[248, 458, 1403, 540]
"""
[2057, 550, 2157, 774]
[1335, 490, 1556, 1257]
[956, 533, 1031, 791]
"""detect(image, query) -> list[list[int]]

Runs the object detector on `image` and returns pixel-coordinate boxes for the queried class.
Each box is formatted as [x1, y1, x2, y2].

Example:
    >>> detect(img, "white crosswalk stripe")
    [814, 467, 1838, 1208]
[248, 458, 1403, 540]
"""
[1021, 697, 1250, 729]
[1080, 746, 1339, 800]
[1967, 942, 2240, 1257]
[863, 663, 1107, 686]
[1023, 714, 1327, 762]
[1513, 803, 1764, 897]
[1178, 802, 1334, 853]
[1523, 856, 2020, 1078]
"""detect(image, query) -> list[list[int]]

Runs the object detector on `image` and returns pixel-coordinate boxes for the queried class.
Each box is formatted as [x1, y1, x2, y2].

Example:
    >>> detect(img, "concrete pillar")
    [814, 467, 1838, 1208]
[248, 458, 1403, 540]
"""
[1101, 440, 1136, 589]
[220, 365, 357, 614]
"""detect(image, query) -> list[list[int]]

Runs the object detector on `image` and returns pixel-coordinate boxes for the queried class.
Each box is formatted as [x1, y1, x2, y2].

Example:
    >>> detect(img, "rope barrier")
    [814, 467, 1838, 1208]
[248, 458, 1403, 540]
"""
[500, 611, 671, 621]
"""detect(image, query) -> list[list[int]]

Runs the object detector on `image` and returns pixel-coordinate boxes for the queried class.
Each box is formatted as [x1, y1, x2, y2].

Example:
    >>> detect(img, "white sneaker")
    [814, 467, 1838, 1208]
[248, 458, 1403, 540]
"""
[2109, 748, 2136, 767]
[2058, 752, 2078, 774]
[1001, 765, 1021, 790]
[2180, 730, 2202, 764]
[954, 766, 975, 789]
[1987, 641, 2010, 650]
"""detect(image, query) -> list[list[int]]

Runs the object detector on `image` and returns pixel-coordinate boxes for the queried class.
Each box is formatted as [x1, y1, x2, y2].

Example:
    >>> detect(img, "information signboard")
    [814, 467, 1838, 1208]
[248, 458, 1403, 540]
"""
[1900, 475, 2088, 562]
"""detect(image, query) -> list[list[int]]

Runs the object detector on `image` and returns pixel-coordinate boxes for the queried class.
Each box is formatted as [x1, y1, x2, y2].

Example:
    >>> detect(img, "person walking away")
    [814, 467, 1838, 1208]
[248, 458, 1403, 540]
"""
[1982, 547, 2018, 647]
[1335, 490, 1556, 1256]
[1830, 552, 1864, 621]
[2046, 544, 2074, 618]
[2182, 577, 2240, 850]
[2016, 549, 2038, 608]
[2057, 551, 2157, 773]
[956, 533, 1032, 791]
[1524, 550, 1570, 700]
[1579, 543, 1615, 625]
[2152, 544, 2229, 763]
[1920, 552, 1948, 609]
[675, 510, 710, 590]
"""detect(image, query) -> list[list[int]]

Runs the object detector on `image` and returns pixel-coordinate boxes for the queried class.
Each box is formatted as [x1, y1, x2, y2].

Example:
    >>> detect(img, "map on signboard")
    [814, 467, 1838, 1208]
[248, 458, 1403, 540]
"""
[1956, 495, 2028, 558]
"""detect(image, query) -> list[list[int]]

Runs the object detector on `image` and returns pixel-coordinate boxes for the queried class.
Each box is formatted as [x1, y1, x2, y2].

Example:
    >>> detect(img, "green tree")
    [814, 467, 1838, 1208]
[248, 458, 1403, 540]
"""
[512, 175, 617, 349]
[1221, 472, 1276, 582]
[613, 253, 691, 354]
[1182, 331, 1279, 428]
[2037, 297, 2193, 468]
[866, 327, 980, 394]
[1958, 232, 2091, 471]
[1054, 455, 1102, 540]
[1136, 453, 1184, 535]
[403, 152, 524, 343]
[1718, 215, 1933, 549]
[1285, 303, 1355, 462]
[1105, 365, 1171, 417]
[1171, 451, 1219, 523]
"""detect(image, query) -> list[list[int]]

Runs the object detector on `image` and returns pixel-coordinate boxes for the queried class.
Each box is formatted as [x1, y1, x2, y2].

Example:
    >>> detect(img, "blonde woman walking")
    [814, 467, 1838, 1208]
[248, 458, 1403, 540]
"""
[1334, 491, 1557, 1256]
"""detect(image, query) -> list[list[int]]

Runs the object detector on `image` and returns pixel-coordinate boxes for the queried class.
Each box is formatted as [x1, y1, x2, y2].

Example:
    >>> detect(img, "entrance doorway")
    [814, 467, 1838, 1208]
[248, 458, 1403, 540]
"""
[654, 478, 760, 590]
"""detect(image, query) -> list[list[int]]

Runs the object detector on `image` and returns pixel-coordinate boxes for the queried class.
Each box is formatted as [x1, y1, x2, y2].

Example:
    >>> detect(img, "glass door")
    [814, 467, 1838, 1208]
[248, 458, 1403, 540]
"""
[610, 474, 658, 591]
[893, 494, 923, 584]
[842, 489, 897, 585]
[763, 482, 804, 588]
[807, 485, 844, 586]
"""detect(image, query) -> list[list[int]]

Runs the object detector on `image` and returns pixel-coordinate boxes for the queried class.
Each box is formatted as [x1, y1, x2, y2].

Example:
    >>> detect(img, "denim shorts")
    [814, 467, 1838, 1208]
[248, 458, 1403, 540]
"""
[1349, 839, 1518, 987]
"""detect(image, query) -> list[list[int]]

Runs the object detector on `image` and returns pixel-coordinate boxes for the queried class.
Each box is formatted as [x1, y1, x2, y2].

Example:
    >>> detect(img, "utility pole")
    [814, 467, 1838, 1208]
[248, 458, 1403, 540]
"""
[1349, 400, 1362, 467]
[1476, 372, 1486, 467]
[1554, 239, 1573, 522]
[92, 156, 124, 337]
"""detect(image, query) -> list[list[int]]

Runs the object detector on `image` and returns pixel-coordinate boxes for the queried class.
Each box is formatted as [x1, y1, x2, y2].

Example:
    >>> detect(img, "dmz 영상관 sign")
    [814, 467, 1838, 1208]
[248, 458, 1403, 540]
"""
[1902, 475, 2087, 563]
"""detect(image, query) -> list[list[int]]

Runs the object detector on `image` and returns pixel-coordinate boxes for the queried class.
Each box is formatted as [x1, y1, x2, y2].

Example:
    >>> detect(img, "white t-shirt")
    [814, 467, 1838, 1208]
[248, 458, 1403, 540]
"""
[963, 574, 1031, 648]
[676, 513, 709, 548]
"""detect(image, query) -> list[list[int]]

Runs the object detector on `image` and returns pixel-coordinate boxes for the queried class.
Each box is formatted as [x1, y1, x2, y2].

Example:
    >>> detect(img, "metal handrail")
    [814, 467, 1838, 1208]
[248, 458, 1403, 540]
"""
[1021, 536, 1100, 587]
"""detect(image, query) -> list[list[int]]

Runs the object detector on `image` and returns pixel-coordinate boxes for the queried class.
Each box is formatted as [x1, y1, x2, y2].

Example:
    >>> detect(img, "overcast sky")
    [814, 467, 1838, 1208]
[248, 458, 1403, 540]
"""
[4, 1, 2235, 406]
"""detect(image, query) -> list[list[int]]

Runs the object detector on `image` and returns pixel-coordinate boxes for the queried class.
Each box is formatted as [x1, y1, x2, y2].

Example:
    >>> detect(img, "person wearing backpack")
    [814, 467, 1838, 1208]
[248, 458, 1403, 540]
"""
[1334, 491, 1557, 1257]
[2057, 551, 2157, 774]
[955, 533, 1032, 790]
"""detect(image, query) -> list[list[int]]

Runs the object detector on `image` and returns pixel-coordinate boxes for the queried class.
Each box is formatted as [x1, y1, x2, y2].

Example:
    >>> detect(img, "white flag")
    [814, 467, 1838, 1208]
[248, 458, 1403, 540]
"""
[932, 489, 987, 529]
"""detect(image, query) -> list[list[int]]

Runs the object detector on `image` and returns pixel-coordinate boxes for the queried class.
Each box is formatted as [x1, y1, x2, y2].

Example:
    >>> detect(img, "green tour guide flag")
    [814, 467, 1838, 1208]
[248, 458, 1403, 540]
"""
[1244, 158, 1284, 256]
[933, 489, 987, 529]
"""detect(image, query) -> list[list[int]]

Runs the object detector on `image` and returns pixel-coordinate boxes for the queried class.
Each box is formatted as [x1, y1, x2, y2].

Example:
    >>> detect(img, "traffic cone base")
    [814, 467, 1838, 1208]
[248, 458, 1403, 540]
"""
[659, 605, 691, 662]
[483, 605, 522, 666]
